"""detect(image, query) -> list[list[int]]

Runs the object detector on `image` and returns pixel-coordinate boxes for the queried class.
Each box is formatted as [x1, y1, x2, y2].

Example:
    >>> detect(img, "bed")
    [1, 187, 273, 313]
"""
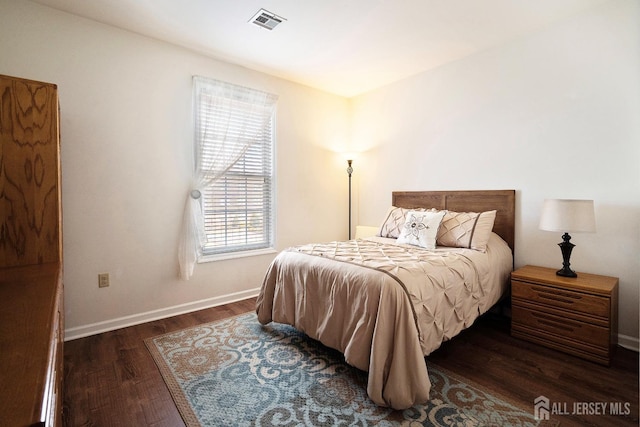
[256, 190, 515, 410]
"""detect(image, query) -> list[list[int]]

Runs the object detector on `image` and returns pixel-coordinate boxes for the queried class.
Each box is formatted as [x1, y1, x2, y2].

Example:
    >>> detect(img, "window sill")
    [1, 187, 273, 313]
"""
[198, 247, 278, 263]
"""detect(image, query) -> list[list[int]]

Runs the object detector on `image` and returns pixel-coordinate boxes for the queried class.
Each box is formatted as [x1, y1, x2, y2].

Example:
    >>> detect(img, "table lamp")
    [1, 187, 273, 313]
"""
[539, 199, 596, 277]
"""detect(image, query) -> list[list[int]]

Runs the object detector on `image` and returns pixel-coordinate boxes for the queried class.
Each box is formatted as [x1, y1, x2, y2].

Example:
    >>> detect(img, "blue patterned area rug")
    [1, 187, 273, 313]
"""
[145, 312, 543, 427]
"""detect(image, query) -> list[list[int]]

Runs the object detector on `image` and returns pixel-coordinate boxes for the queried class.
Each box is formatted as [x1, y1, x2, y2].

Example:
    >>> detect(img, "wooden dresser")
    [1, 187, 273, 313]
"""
[511, 265, 618, 366]
[0, 75, 63, 426]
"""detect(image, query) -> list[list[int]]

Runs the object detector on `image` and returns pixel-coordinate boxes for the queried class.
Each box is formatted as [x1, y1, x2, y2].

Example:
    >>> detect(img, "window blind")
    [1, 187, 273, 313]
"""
[197, 83, 275, 256]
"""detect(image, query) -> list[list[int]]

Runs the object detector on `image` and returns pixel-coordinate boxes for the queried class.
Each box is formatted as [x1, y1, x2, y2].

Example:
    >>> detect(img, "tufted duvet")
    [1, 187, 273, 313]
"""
[256, 233, 512, 410]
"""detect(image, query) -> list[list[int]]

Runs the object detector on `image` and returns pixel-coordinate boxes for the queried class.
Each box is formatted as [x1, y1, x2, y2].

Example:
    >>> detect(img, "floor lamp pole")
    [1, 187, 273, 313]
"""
[347, 159, 353, 240]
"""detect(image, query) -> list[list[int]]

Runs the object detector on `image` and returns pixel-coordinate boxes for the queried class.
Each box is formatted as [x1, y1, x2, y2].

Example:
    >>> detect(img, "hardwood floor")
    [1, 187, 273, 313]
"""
[429, 312, 639, 427]
[63, 298, 638, 426]
[63, 298, 255, 426]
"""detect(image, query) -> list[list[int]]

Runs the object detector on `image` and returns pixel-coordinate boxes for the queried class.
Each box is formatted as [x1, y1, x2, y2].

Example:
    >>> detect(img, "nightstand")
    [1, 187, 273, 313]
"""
[511, 265, 618, 365]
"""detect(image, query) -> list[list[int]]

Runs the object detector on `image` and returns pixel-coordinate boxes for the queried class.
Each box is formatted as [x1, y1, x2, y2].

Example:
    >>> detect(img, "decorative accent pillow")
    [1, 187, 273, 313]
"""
[397, 210, 446, 249]
[377, 206, 425, 238]
[436, 210, 497, 252]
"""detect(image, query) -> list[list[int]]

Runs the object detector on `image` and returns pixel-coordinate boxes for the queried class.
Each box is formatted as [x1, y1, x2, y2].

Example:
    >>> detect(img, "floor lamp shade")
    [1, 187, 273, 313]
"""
[539, 199, 595, 277]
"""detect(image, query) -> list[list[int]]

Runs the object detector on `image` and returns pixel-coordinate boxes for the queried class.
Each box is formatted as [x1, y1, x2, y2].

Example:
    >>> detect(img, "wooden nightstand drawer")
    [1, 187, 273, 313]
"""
[511, 325, 611, 365]
[512, 305, 609, 347]
[510, 265, 618, 366]
[512, 280, 609, 318]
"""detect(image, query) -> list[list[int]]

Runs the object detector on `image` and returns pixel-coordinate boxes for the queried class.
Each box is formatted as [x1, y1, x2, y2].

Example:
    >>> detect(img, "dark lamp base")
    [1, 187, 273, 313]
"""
[556, 267, 577, 278]
[556, 232, 578, 278]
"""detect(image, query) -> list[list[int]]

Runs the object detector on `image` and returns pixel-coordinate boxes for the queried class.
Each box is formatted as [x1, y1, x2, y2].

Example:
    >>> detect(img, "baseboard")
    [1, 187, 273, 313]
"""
[65, 289, 640, 353]
[64, 287, 260, 341]
[618, 333, 640, 352]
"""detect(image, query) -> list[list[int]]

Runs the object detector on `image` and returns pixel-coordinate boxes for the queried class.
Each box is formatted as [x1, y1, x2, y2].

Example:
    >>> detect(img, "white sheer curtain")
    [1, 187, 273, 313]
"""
[178, 76, 278, 280]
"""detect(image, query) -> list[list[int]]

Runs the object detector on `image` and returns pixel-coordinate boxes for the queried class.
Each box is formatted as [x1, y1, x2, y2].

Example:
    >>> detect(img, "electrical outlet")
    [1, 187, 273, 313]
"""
[98, 273, 110, 288]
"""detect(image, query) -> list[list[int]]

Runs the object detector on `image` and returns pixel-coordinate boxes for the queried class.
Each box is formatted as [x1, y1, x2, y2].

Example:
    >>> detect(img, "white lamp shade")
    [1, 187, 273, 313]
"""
[539, 199, 596, 233]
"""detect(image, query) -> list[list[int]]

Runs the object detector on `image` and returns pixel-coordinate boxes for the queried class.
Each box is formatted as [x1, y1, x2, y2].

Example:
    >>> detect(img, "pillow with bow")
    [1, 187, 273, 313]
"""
[377, 206, 427, 238]
[397, 210, 446, 249]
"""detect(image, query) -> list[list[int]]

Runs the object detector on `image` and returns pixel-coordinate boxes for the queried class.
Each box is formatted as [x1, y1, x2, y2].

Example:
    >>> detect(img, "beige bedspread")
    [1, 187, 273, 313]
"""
[256, 233, 512, 409]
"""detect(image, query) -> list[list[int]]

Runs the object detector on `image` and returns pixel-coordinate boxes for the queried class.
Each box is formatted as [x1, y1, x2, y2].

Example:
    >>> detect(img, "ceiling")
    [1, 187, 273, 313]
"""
[30, 0, 608, 97]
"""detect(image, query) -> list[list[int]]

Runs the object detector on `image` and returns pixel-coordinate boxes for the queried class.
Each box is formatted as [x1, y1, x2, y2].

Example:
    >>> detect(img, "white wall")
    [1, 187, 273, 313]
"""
[350, 0, 639, 344]
[0, 0, 350, 337]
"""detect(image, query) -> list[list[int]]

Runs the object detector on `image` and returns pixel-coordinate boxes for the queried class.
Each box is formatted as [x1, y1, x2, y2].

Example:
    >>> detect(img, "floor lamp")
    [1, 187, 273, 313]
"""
[347, 159, 353, 240]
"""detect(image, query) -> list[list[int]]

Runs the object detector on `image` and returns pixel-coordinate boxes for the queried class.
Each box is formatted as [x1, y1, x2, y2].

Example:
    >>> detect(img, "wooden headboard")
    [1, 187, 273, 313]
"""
[392, 190, 516, 253]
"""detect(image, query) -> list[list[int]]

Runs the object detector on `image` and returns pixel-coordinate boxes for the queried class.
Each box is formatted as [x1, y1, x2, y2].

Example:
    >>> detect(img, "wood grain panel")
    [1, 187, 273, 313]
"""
[0, 74, 61, 267]
[512, 279, 610, 319]
[0, 262, 63, 426]
[512, 264, 619, 295]
[511, 265, 618, 366]
[511, 324, 611, 365]
[512, 304, 609, 347]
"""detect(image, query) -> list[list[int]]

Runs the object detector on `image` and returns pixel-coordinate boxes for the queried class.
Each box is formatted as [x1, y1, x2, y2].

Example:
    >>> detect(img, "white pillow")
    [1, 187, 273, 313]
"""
[377, 206, 425, 238]
[397, 210, 446, 250]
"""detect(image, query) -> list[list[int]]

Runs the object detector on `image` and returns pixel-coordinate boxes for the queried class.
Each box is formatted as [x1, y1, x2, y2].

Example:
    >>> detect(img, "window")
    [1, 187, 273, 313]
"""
[196, 78, 276, 257]
[177, 76, 277, 278]
[201, 125, 274, 255]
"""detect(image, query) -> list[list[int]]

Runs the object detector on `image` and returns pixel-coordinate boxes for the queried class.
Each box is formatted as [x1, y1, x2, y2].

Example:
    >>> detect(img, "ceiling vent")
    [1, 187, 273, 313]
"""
[249, 9, 285, 30]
